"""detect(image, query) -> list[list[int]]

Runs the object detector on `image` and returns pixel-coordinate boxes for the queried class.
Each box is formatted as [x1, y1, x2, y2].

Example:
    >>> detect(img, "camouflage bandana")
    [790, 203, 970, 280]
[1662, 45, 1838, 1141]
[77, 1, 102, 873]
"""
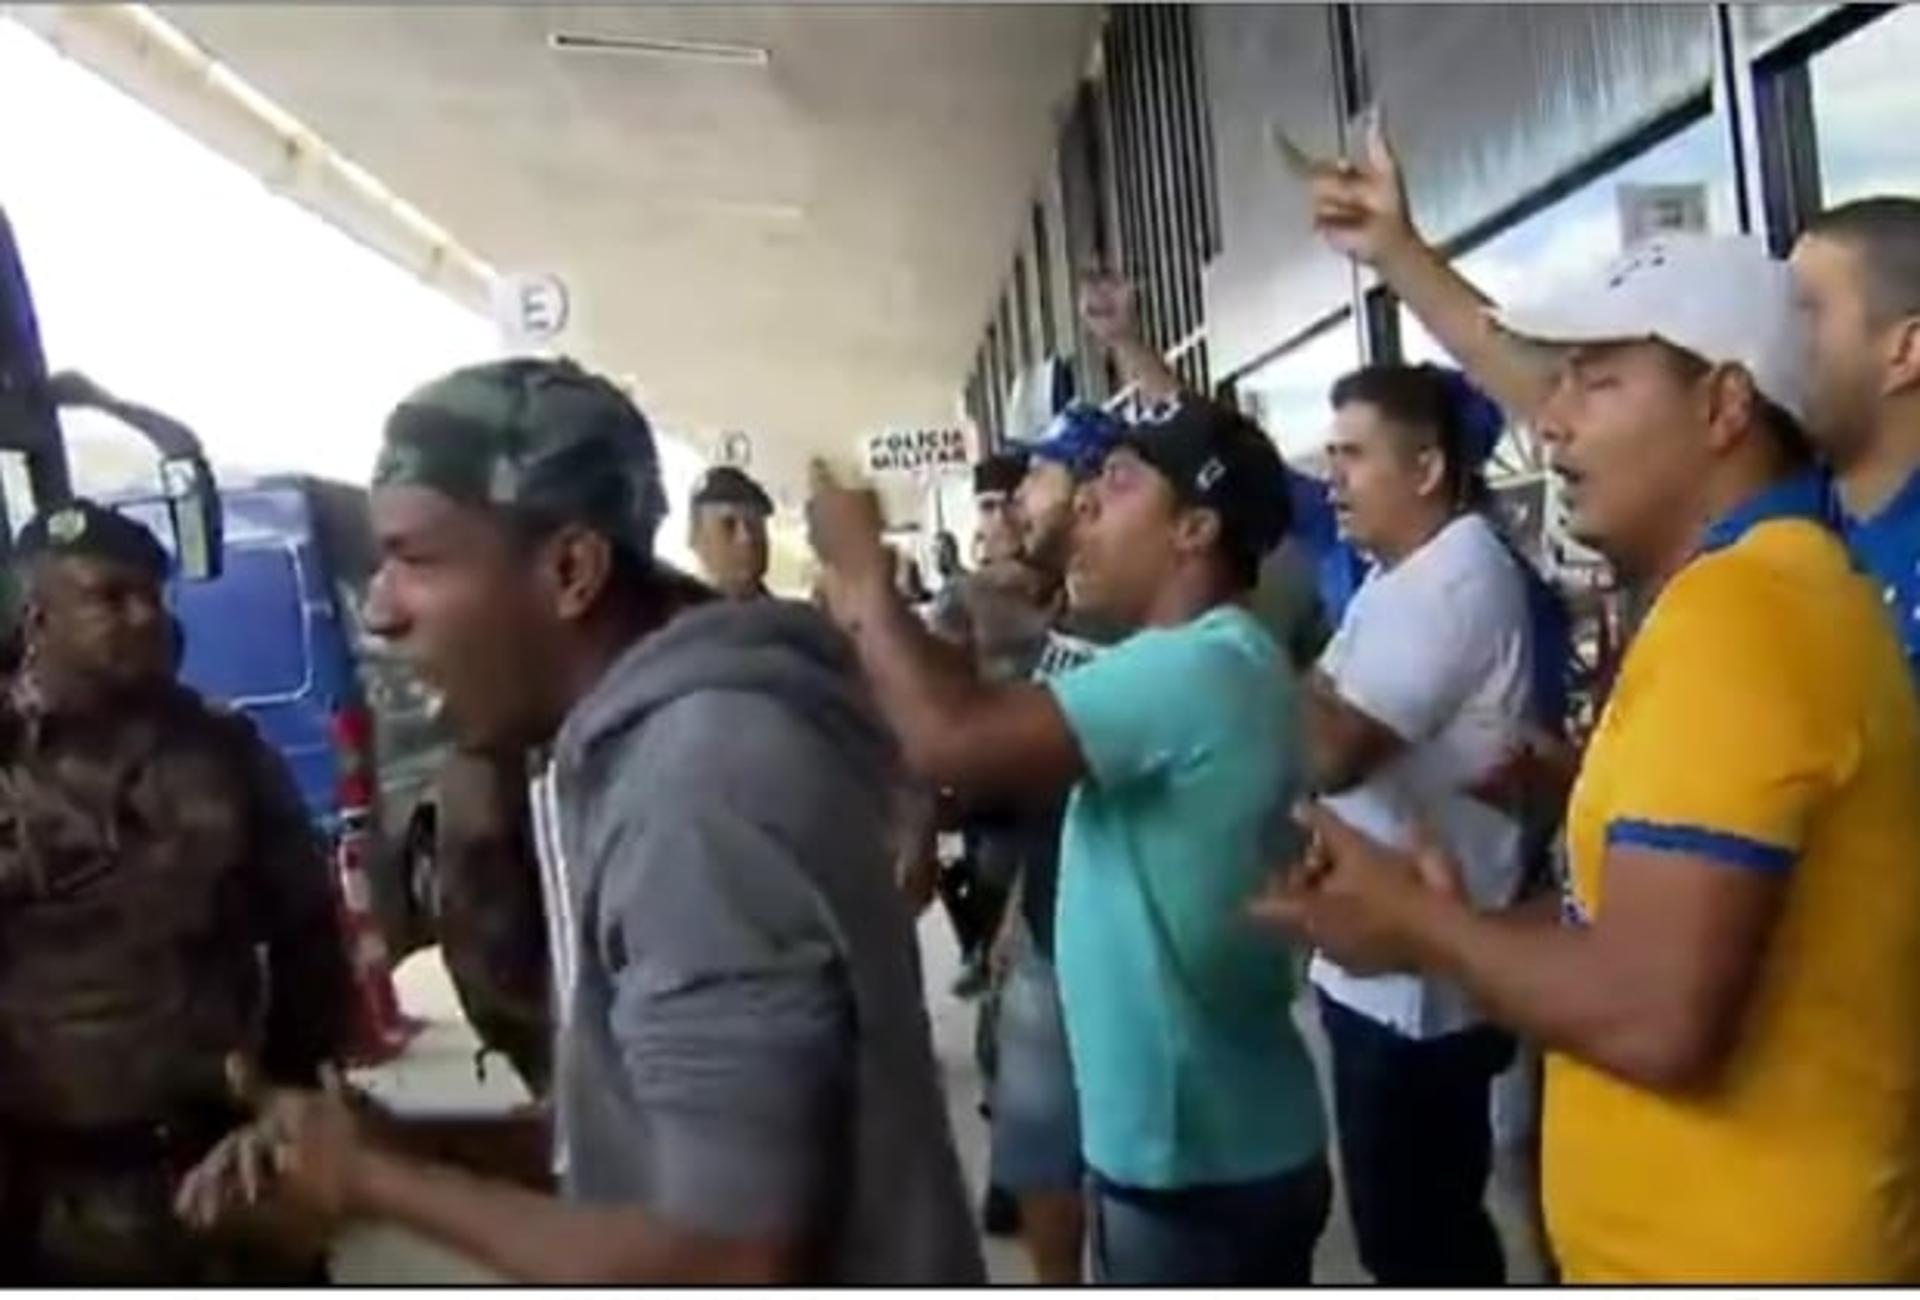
[374, 357, 668, 559]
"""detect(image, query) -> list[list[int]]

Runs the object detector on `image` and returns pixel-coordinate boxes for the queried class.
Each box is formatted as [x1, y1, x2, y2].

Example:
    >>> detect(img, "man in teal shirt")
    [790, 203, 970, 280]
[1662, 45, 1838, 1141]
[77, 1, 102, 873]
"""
[808, 397, 1329, 1284]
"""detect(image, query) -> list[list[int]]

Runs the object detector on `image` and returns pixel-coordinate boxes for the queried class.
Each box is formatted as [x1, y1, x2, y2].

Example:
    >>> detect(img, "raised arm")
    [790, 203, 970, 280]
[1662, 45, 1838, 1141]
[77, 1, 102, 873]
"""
[1286, 113, 1557, 421]
[1080, 271, 1184, 405]
[807, 465, 1089, 801]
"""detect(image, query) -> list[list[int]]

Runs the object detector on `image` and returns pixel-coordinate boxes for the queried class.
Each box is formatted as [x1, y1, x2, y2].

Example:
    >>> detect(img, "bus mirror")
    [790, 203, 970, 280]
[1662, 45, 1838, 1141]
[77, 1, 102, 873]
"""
[44, 372, 225, 582]
[161, 454, 223, 582]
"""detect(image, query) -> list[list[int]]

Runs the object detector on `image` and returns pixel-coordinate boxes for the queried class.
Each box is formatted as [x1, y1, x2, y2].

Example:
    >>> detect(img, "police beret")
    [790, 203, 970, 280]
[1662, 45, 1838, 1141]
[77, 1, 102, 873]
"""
[690, 465, 773, 515]
[15, 499, 170, 582]
[973, 452, 1029, 498]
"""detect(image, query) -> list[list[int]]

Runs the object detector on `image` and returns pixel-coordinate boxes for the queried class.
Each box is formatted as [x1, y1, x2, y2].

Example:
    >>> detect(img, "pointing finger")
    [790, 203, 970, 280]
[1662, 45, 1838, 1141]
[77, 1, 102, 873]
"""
[1364, 104, 1397, 173]
[1270, 121, 1321, 179]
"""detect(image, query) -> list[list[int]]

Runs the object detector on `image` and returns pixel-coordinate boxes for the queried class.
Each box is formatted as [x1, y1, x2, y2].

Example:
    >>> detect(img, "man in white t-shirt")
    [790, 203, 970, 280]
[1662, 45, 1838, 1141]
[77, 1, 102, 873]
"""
[1305, 363, 1535, 1284]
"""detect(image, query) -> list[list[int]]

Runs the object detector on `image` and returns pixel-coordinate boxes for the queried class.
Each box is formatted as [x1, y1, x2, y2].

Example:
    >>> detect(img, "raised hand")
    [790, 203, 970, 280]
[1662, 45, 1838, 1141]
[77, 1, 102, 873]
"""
[805, 460, 891, 593]
[1274, 109, 1418, 267]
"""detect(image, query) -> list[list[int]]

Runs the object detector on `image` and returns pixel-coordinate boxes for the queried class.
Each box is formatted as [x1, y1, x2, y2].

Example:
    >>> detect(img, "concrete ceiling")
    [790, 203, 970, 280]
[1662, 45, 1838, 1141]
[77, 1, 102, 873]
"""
[159, 4, 1099, 504]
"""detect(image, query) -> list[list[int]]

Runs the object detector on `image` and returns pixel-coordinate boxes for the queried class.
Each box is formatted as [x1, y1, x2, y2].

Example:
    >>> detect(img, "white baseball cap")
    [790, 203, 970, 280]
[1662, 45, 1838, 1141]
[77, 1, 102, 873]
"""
[1490, 233, 1811, 426]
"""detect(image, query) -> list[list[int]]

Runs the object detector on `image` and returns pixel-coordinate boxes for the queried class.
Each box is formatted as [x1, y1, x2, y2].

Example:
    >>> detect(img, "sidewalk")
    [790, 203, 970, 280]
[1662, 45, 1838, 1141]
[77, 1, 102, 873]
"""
[328, 919, 1545, 1283]
[329, 919, 1028, 1283]
[328, 949, 526, 1284]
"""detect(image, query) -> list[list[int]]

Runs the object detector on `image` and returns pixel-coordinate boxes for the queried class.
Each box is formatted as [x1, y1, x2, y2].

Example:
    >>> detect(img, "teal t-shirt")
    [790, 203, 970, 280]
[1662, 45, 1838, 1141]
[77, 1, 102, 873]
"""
[1048, 604, 1325, 1190]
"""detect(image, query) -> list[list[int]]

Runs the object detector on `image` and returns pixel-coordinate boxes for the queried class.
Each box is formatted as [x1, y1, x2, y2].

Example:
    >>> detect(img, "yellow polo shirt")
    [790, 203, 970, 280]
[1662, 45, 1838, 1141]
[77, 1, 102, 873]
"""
[1548, 485, 1920, 1282]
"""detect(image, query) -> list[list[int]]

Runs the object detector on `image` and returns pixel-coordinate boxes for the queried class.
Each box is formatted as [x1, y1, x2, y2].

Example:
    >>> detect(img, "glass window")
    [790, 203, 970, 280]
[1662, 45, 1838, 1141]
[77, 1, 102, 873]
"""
[1362, 4, 1717, 249]
[1399, 113, 1737, 474]
[1234, 314, 1363, 464]
[174, 545, 311, 702]
[58, 406, 163, 500]
[1402, 112, 1736, 356]
[1808, 5, 1920, 205]
[0, 452, 32, 540]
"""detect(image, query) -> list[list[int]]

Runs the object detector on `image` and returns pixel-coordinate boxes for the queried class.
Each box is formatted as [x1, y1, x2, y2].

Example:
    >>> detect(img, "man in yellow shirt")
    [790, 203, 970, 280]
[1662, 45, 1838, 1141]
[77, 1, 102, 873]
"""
[1256, 233, 1920, 1282]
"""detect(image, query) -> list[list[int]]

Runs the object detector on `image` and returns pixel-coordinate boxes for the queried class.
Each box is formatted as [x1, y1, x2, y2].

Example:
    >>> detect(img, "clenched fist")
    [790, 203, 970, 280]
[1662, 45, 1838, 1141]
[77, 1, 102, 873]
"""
[805, 460, 891, 595]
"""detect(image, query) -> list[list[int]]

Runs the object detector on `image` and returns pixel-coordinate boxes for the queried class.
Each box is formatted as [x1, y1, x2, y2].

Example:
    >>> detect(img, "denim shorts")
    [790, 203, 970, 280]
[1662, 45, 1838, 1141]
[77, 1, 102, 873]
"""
[987, 923, 1082, 1193]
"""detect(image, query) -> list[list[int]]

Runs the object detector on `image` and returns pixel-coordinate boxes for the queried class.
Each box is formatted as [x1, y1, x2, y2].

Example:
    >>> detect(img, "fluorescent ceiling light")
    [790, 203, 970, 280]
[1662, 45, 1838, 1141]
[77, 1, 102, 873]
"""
[660, 196, 807, 223]
[547, 31, 771, 67]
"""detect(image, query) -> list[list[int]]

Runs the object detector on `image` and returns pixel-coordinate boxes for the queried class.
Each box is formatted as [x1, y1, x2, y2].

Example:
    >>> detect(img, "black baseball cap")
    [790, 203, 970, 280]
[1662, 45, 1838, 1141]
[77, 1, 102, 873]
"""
[1117, 397, 1293, 572]
[690, 465, 773, 515]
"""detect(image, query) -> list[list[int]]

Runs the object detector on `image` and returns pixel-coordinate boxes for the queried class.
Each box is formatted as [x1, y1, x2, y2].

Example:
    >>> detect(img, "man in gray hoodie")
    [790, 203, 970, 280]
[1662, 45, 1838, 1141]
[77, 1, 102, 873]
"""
[175, 358, 982, 1285]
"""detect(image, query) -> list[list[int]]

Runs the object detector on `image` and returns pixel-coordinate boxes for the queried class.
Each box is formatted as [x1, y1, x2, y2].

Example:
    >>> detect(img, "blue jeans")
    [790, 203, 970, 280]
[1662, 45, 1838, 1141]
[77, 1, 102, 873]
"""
[1088, 1160, 1331, 1285]
[988, 925, 1081, 1193]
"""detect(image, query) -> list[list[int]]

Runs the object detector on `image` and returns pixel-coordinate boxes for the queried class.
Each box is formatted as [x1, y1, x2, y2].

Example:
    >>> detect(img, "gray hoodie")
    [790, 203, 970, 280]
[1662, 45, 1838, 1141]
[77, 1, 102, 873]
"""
[541, 597, 983, 1284]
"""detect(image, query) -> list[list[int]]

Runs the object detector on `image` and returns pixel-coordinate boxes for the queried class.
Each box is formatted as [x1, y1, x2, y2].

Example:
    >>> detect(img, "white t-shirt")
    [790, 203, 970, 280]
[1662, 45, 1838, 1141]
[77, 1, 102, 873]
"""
[1310, 513, 1534, 1039]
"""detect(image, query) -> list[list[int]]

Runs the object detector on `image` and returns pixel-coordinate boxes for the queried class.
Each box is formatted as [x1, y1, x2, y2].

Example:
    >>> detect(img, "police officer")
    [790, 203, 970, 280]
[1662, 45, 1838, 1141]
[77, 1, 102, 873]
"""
[0, 500, 354, 1283]
[688, 465, 775, 601]
[926, 452, 1051, 999]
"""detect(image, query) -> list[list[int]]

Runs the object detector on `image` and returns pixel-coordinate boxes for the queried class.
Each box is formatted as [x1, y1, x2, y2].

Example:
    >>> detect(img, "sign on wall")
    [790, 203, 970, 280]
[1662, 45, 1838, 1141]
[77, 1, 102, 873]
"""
[492, 271, 570, 348]
[718, 430, 753, 468]
[862, 426, 971, 476]
[1617, 183, 1709, 250]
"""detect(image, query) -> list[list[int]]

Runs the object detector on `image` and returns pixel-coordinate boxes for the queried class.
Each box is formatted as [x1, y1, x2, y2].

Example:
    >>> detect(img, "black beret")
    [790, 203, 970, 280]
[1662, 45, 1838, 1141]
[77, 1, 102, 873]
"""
[691, 465, 774, 515]
[973, 451, 1029, 497]
[15, 499, 170, 582]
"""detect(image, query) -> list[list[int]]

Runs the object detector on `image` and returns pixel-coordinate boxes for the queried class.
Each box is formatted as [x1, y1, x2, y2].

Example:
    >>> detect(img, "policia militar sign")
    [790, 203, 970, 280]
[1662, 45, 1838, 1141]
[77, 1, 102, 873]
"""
[863, 427, 971, 476]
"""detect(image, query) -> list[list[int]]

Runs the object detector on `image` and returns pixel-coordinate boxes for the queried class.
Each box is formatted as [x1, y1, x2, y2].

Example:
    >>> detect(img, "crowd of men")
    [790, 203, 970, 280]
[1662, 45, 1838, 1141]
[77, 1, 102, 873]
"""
[1, 108, 1918, 1287]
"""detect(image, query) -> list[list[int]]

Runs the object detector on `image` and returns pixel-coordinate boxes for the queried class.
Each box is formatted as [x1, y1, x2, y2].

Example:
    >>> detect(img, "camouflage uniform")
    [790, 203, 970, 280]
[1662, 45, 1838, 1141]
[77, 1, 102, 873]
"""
[0, 675, 354, 1283]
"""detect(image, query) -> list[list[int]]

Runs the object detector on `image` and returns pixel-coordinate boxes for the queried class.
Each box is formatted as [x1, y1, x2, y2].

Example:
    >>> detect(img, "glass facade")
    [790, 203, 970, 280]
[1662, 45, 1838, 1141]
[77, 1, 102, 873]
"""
[1401, 112, 1737, 368]
[1809, 4, 1920, 205]
[1398, 113, 1737, 477]
[1235, 314, 1363, 463]
[1359, 4, 1717, 247]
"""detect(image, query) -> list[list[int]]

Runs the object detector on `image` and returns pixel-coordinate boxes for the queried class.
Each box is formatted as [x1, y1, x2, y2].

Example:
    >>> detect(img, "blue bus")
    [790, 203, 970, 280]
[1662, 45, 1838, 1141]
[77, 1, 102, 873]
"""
[117, 474, 447, 957]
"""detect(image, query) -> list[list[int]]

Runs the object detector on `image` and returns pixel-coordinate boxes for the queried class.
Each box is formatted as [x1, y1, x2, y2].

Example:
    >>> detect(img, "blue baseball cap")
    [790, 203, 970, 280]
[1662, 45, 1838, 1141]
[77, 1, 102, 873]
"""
[1435, 367, 1507, 466]
[1020, 402, 1123, 480]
